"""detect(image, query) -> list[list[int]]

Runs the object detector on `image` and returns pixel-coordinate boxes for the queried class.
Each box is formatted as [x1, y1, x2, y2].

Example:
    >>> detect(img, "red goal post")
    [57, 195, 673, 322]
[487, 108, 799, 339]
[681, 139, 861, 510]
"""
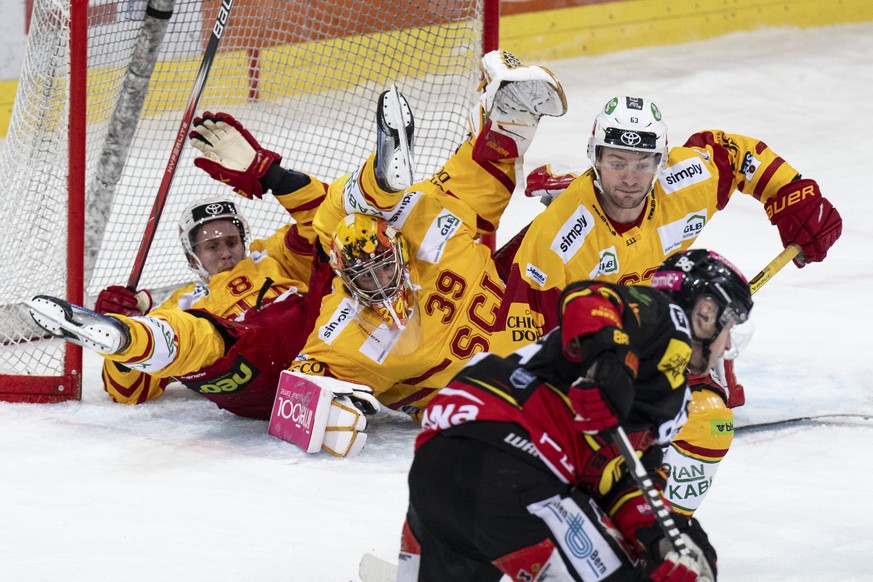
[0, 0, 499, 403]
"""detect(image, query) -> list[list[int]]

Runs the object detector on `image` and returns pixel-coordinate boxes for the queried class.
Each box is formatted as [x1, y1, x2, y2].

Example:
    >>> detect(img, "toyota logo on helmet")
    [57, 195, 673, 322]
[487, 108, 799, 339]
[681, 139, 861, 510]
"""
[621, 131, 642, 146]
[205, 203, 226, 215]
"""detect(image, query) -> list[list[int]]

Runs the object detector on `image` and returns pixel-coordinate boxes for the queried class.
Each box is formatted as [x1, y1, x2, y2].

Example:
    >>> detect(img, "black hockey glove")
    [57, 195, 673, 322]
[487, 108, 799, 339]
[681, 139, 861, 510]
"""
[569, 349, 635, 434]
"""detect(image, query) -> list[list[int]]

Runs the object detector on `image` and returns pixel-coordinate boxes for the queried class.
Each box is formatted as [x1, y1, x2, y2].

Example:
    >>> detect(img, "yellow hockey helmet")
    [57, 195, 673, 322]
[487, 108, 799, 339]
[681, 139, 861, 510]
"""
[329, 214, 413, 330]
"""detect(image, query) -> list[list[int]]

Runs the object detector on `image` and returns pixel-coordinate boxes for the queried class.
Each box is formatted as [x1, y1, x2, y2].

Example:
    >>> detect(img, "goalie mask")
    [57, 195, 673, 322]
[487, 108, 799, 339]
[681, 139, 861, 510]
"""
[651, 249, 753, 361]
[179, 198, 250, 282]
[587, 96, 668, 194]
[329, 214, 414, 331]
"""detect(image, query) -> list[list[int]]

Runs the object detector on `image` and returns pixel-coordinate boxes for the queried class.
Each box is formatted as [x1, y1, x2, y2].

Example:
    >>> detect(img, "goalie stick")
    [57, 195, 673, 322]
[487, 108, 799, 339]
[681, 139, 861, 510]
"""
[127, 0, 235, 290]
[359, 552, 398, 582]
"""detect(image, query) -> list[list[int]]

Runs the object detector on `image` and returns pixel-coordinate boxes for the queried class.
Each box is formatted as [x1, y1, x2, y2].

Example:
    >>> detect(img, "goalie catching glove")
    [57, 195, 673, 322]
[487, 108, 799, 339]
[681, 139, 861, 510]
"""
[268, 371, 381, 458]
[472, 49, 566, 162]
[189, 111, 282, 200]
[765, 178, 842, 267]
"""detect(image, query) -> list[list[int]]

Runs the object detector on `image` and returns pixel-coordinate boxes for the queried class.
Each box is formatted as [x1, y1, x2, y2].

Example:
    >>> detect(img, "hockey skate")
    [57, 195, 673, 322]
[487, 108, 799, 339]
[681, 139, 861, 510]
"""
[374, 84, 415, 192]
[473, 49, 567, 162]
[27, 295, 131, 354]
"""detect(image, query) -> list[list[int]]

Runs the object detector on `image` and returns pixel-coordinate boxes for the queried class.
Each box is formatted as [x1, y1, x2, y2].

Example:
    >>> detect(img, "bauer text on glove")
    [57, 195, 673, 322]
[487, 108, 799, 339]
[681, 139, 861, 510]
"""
[765, 178, 841, 267]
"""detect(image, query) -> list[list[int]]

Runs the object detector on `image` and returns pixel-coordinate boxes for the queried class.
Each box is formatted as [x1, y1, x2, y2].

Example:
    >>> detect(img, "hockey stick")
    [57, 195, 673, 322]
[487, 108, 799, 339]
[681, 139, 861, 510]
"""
[609, 426, 690, 557]
[126, 0, 235, 290]
[359, 552, 398, 582]
[609, 244, 803, 556]
[748, 243, 801, 295]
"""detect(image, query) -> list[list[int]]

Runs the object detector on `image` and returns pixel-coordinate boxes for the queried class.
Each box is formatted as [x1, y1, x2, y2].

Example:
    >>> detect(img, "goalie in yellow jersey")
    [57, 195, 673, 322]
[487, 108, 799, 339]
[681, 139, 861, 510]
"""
[496, 95, 843, 516]
[183, 49, 566, 428]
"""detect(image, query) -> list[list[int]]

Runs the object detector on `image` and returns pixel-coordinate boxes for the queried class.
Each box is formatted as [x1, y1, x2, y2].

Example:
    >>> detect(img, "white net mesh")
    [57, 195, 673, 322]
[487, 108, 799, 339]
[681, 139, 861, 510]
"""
[0, 0, 484, 381]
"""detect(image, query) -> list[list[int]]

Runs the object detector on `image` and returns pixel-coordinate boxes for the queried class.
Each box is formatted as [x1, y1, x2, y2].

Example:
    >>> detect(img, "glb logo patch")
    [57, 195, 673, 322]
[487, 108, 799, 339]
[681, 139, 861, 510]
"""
[417, 209, 462, 263]
[657, 209, 708, 254]
[589, 247, 619, 278]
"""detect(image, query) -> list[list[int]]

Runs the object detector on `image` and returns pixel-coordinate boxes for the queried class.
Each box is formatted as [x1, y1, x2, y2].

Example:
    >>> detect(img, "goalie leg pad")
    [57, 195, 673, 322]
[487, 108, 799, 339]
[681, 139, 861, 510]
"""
[268, 371, 377, 457]
[375, 84, 415, 192]
[322, 395, 368, 457]
[28, 295, 131, 354]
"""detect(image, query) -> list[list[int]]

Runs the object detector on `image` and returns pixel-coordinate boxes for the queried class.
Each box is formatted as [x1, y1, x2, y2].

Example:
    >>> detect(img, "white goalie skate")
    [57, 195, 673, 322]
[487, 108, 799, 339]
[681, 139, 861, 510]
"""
[375, 84, 415, 192]
[27, 295, 131, 354]
[472, 49, 567, 161]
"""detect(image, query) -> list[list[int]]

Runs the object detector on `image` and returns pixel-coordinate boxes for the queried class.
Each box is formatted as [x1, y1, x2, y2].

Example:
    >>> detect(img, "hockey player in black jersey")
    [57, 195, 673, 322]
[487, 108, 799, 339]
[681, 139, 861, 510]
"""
[398, 249, 753, 582]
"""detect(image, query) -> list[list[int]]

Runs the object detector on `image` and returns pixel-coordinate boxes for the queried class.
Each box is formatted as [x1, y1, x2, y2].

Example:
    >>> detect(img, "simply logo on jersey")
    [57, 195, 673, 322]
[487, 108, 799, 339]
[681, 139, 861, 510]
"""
[657, 209, 708, 254]
[589, 247, 619, 278]
[250, 249, 267, 263]
[318, 298, 356, 344]
[658, 156, 712, 194]
[552, 206, 595, 263]
[384, 191, 420, 229]
[417, 209, 462, 263]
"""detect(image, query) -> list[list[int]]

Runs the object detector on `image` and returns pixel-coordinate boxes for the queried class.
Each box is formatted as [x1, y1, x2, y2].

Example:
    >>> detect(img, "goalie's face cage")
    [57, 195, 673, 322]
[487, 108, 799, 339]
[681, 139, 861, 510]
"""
[329, 214, 413, 330]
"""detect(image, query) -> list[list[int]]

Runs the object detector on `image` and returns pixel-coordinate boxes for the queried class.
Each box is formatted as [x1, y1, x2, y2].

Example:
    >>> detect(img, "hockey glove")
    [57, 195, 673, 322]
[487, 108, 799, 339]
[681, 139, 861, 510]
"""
[569, 349, 636, 434]
[524, 164, 579, 206]
[189, 111, 282, 200]
[94, 285, 153, 316]
[637, 518, 717, 582]
[765, 178, 842, 267]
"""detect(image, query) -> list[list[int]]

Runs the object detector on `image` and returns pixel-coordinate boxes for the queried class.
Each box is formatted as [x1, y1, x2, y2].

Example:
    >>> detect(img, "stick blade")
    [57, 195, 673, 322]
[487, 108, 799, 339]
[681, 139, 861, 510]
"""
[359, 552, 397, 582]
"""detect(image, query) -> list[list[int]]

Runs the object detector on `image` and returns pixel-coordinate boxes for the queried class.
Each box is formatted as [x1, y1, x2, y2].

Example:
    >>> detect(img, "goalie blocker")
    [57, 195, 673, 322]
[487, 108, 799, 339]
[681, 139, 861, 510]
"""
[268, 371, 380, 457]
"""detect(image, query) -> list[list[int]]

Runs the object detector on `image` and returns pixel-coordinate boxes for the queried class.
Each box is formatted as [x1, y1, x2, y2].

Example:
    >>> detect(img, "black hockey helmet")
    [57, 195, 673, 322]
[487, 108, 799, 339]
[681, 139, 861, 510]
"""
[650, 249, 753, 337]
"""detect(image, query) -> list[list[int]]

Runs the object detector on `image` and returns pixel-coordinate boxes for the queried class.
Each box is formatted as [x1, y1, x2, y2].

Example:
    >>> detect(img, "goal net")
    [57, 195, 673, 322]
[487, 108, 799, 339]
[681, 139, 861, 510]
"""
[0, 0, 495, 401]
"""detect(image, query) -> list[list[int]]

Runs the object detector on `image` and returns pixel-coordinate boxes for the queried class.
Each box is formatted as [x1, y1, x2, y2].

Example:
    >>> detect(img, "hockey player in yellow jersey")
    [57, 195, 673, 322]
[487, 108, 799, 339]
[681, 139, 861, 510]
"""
[497, 95, 842, 516]
[290, 198, 515, 418]
[28, 147, 335, 420]
[279, 51, 566, 420]
[310, 49, 567, 250]
[177, 50, 566, 421]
